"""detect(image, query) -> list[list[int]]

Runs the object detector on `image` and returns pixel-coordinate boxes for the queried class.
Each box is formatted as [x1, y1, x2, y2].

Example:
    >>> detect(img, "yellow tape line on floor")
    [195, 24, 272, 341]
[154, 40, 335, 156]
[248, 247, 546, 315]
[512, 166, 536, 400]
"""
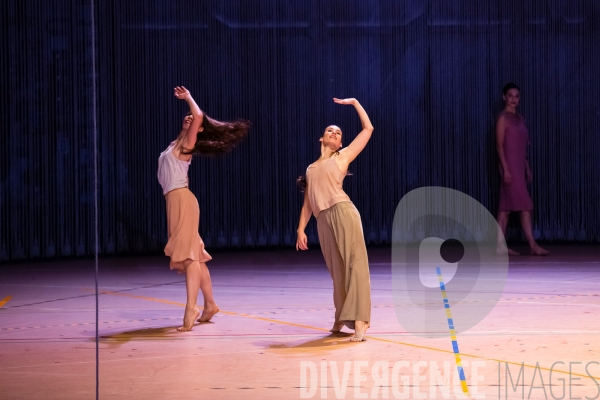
[90, 288, 599, 382]
[0, 296, 12, 308]
[92, 289, 330, 333]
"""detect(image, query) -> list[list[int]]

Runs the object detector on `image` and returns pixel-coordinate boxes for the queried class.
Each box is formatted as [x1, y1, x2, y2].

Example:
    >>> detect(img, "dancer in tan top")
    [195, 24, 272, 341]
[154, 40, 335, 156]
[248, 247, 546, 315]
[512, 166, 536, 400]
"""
[296, 98, 374, 342]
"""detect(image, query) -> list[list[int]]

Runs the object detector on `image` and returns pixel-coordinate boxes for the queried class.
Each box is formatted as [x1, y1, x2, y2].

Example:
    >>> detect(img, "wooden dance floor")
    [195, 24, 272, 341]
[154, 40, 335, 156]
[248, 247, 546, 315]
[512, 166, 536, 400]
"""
[1, 245, 599, 399]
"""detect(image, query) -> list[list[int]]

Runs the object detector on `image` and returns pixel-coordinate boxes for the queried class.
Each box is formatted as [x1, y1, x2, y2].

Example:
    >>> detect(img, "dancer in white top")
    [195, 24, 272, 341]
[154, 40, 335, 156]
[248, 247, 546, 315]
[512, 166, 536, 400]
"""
[157, 86, 250, 331]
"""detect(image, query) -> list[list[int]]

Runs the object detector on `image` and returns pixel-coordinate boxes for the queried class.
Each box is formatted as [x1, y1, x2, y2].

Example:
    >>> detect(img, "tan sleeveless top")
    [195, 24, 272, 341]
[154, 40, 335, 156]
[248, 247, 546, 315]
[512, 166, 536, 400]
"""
[306, 155, 351, 218]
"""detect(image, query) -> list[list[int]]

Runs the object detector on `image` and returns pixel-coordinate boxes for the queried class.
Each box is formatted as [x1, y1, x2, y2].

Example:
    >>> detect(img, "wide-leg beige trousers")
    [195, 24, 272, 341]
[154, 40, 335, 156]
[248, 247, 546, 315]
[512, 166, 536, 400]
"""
[317, 201, 371, 326]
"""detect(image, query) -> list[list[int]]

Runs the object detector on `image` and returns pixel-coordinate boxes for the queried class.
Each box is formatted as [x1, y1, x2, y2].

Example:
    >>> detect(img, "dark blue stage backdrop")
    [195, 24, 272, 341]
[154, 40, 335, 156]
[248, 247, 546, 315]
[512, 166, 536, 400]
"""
[1, 1, 599, 261]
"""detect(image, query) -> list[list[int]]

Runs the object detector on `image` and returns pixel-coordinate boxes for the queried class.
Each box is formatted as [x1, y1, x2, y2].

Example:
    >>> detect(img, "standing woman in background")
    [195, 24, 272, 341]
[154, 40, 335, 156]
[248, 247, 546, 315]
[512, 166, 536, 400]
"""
[495, 83, 548, 256]
[158, 86, 250, 331]
[296, 98, 374, 342]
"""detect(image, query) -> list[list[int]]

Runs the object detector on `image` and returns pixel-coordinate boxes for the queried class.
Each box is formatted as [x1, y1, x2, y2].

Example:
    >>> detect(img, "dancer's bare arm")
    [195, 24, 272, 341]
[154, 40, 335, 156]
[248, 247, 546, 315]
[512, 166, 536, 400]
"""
[296, 190, 312, 251]
[496, 115, 512, 185]
[525, 160, 533, 183]
[174, 86, 204, 150]
[335, 98, 374, 169]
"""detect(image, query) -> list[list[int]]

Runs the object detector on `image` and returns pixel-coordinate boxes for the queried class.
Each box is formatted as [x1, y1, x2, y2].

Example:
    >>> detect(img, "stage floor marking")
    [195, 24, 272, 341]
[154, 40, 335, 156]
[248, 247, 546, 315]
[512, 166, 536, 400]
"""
[92, 289, 330, 333]
[0, 296, 12, 308]
[91, 288, 600, 382]
[436, 267, 469, 396]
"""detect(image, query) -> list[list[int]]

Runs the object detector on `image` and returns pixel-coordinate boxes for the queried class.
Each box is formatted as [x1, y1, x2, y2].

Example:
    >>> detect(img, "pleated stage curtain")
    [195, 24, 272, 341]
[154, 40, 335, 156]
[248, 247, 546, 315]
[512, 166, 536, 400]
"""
[1, 0, 599, 261]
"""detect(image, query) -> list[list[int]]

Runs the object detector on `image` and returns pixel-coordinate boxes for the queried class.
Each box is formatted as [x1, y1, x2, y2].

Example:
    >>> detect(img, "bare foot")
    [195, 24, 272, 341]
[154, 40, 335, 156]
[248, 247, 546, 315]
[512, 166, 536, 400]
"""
[198, 305, 219, 322]
[177, 306, 200, 332]
[530, 246, 549, 256]
[330, 322, 344, 333]
[350, 321, 369, 342]
[496, 246, 520, 255]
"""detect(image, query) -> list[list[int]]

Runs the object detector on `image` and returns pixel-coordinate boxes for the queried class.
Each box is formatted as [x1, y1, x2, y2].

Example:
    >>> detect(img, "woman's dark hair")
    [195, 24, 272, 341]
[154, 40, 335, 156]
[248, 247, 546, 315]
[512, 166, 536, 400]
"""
[502, 83, 520, 95]
[182, 114, 251, 156]
[296, 176, 307, 191]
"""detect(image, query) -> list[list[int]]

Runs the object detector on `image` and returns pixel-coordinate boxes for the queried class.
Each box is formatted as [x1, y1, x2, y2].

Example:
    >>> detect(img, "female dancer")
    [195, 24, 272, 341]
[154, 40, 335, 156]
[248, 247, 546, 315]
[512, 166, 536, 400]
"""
[158, 86, 250, 331]
[495, 83, 548, 256]
[296, 98, 374, 342]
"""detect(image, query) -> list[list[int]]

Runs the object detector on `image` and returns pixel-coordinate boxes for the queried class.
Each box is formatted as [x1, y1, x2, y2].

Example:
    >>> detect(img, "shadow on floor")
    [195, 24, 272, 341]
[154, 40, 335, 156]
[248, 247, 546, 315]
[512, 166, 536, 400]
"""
[265, 332, 357, 352]
[98, 322, 215, 348]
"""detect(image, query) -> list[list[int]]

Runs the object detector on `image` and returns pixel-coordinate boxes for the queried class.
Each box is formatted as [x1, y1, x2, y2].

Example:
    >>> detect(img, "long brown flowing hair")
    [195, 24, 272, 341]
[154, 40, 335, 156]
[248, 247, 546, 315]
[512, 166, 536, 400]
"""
[182, 114, 251, 156]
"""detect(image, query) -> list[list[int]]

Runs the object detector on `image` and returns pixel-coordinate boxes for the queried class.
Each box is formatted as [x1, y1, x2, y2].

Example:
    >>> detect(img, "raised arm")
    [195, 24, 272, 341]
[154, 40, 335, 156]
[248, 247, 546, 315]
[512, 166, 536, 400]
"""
[335, 98, 374, 166]
[174, 86, 204, 151]
[495, 115, 512, 185]
[296, 190, 313, 250]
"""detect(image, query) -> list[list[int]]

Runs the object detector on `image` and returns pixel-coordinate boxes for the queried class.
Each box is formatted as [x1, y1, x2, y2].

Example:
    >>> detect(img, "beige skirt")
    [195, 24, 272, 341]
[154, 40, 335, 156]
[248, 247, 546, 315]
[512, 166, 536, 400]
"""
[164, 187, 212, 273]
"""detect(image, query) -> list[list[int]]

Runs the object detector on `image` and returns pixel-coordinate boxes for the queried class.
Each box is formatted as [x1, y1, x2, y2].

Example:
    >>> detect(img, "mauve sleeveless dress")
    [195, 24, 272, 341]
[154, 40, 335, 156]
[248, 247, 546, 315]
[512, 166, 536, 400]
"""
[498, 111, 534, 211]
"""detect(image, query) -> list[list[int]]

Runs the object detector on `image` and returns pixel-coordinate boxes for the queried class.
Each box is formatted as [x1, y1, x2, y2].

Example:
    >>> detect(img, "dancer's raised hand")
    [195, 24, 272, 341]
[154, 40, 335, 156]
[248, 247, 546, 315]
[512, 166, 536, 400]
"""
[333, 97, 357, 105]
[174, 86, 191, 100]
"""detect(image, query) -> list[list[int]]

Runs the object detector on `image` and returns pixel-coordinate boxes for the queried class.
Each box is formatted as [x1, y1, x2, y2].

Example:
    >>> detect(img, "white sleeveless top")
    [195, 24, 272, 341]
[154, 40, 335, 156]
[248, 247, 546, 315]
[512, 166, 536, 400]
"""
[157, 142, 190, 195]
